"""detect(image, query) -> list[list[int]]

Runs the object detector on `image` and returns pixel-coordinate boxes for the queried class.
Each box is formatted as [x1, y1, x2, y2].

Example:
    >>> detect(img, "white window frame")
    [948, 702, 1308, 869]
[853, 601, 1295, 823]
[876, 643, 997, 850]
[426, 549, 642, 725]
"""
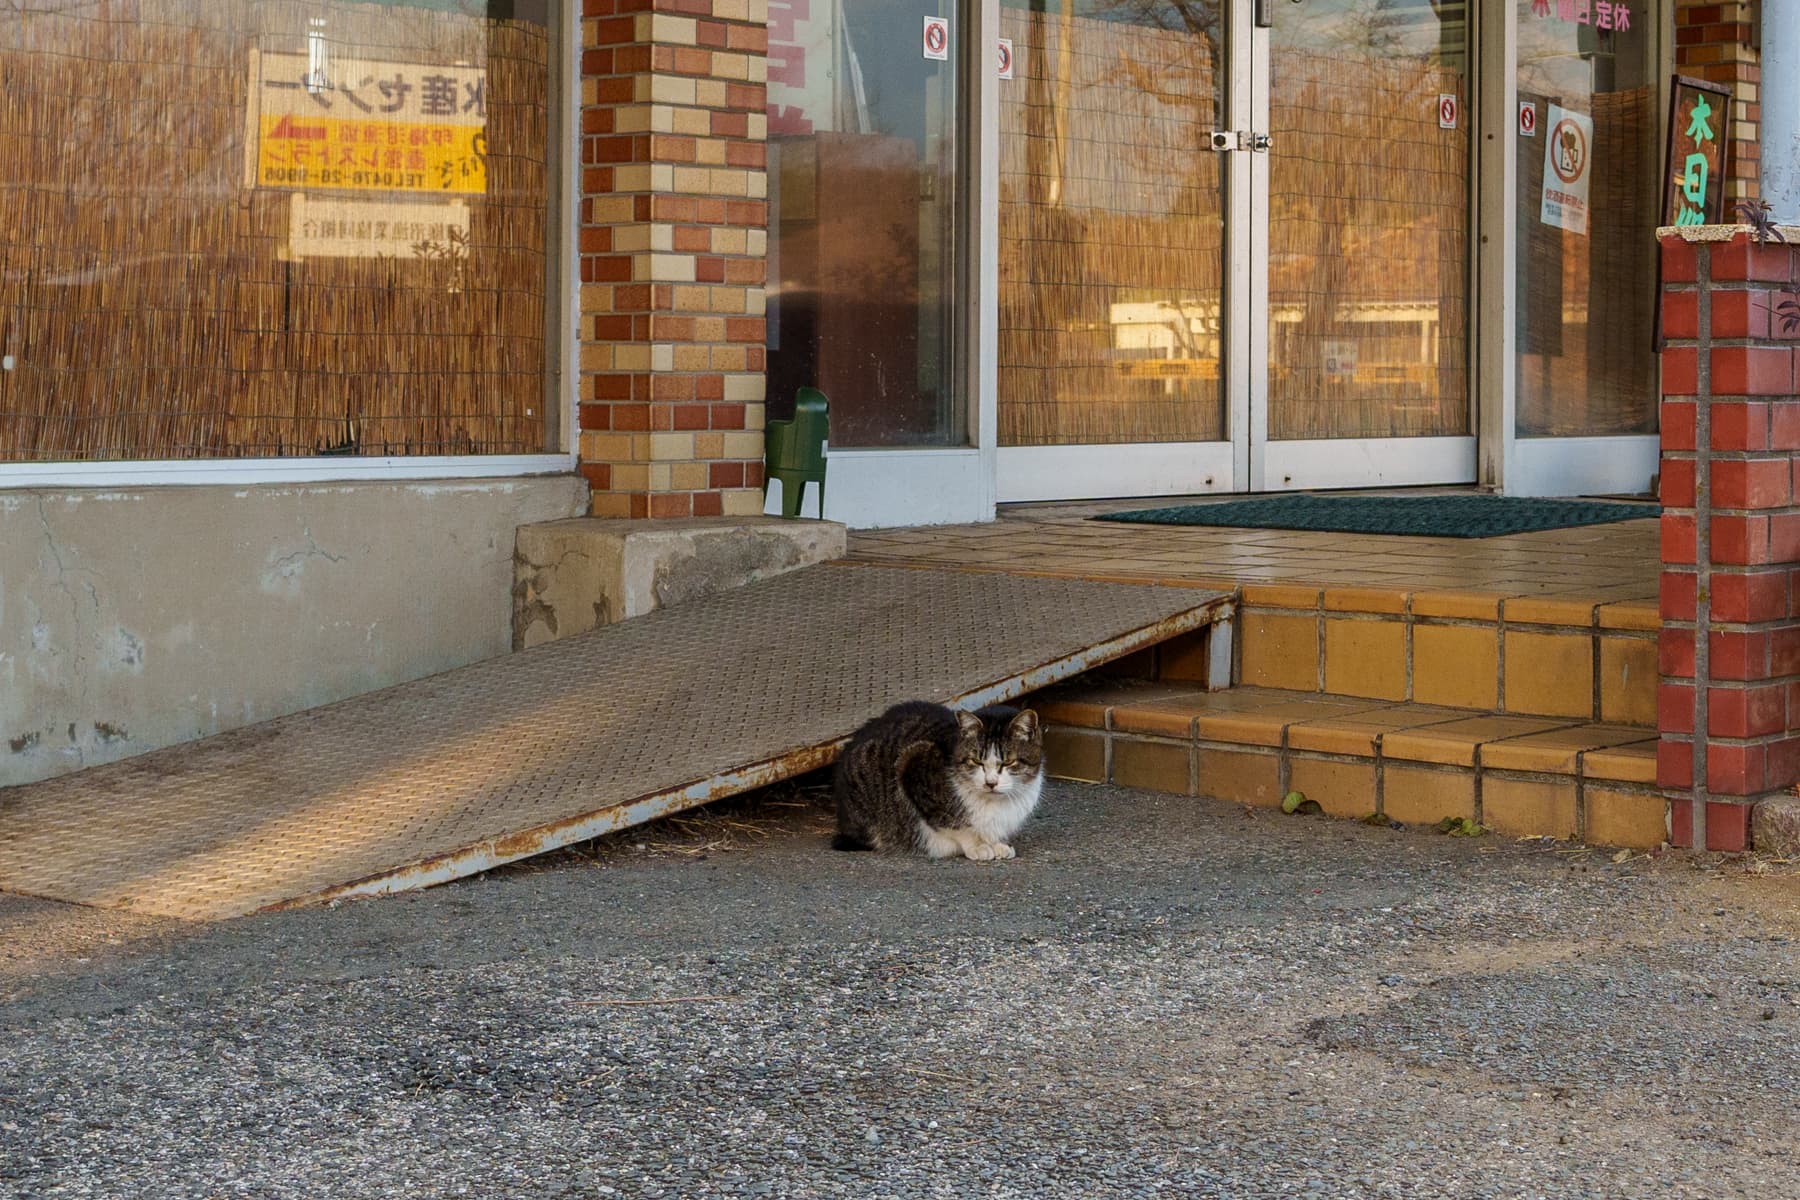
[0, 1, 581, 491]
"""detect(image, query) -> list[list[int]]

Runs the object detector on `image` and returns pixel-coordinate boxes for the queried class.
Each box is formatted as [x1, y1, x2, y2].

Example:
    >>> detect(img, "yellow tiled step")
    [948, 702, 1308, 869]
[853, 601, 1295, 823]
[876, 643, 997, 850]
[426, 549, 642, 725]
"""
[1032, 681, 1665, 850]
[1233, 584, 1658, 726]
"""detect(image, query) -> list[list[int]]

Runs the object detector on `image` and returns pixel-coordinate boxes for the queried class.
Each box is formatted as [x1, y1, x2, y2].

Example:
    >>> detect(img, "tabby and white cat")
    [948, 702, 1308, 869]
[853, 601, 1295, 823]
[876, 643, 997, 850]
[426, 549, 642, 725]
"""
[830, 701, 1044, 860]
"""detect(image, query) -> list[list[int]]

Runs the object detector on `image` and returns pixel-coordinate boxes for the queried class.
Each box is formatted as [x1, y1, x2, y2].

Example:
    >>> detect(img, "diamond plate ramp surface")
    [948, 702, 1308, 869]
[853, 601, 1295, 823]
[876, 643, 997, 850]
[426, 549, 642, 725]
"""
[0, 564, 1228, 920]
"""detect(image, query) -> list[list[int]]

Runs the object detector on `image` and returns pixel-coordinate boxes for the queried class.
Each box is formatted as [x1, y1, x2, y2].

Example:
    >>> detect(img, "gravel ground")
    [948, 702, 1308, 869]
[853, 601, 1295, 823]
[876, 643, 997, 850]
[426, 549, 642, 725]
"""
[2, 780, 1797, 1200]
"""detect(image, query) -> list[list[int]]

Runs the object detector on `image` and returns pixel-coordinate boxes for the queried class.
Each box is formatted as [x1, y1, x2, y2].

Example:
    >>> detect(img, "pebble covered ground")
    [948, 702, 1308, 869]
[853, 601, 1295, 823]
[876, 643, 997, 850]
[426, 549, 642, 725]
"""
[2, 781, 1797, 1199]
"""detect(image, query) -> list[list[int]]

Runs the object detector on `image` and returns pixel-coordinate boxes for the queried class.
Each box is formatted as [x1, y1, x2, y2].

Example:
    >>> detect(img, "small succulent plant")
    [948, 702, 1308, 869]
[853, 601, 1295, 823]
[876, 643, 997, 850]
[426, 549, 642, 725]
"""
[1736, 197, 1787, 245]
[1731, 200, 1798, 334]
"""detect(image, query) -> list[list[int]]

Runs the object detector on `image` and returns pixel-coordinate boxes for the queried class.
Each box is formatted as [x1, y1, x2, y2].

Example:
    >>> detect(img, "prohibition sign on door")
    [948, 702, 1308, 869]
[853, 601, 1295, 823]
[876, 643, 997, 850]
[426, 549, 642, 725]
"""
[1438, 93, 1458, 129]
[1540, 106, 1594, 235]
[997, 37, 1014, 80]
[1550, 115, 1587, 184]
[1518, 101, 1537, 137]
[923, 15, 949, 61]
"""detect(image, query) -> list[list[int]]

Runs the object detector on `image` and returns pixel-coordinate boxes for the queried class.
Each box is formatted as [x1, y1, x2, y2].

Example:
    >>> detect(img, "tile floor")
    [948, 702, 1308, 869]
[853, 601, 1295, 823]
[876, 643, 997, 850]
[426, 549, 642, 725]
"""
[848, 496, 1660, 603]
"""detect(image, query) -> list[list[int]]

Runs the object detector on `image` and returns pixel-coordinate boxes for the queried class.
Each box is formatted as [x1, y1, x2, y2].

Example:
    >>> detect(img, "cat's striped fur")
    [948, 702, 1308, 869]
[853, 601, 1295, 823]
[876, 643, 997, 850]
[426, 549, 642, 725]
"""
[830, 701, 1044, 860]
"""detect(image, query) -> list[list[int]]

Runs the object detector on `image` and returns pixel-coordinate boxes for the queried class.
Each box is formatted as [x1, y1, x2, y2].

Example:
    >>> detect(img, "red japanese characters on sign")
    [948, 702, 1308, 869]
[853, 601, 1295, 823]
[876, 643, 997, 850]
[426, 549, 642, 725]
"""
[247, 50, 487, 195]
[1532, 0, 1632, 32]
[767, 0, 817, 135]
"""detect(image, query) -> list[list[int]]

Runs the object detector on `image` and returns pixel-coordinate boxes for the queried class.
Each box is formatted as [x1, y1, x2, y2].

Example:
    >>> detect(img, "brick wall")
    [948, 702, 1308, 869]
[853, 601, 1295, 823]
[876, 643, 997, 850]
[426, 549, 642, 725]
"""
[1658, 228, 1800, 852]
[577, 0, 769, 520]
[1674, 0, 1761, 206]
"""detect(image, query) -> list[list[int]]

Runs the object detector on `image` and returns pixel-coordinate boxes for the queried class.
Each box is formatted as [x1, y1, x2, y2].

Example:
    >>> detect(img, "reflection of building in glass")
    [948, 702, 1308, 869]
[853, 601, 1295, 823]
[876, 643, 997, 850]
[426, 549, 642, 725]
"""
[1513, 3, 1660, 437]
[764, 0, 963, 449]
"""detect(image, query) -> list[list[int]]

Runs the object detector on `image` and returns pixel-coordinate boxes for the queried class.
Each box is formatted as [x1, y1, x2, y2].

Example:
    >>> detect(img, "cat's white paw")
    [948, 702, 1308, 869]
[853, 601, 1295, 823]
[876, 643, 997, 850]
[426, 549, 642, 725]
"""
[989, 842, 1016, 860]
[964, 841, 999, 862]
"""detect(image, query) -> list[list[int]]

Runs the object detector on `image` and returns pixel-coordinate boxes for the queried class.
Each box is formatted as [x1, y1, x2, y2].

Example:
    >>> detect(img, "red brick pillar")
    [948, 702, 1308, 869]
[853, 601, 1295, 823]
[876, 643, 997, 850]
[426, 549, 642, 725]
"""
[577, 0, 769, 520]
[1659, 229, 1800, 851]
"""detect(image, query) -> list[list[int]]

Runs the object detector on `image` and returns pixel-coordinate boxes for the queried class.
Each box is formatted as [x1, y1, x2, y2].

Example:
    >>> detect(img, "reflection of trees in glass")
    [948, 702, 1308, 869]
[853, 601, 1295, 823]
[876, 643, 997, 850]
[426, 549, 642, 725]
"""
[1073, 0, 1220, 39]
[1082, 0, 1224, 252]
[1267, 0, 1470, 437]
[998, 1, 1228, 446]
[997, 0, 1470, 443]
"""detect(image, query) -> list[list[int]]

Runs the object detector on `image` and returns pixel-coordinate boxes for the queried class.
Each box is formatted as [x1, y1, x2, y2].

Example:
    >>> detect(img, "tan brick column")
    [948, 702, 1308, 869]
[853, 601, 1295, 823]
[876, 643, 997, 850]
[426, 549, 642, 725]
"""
[1675, 0, 1762, 207]
[578, 0, 769, 520]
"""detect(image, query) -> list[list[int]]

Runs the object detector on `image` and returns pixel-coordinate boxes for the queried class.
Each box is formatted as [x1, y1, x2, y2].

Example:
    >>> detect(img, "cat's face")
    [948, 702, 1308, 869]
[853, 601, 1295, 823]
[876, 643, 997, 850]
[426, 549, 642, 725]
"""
[953, 707, 1043, 799]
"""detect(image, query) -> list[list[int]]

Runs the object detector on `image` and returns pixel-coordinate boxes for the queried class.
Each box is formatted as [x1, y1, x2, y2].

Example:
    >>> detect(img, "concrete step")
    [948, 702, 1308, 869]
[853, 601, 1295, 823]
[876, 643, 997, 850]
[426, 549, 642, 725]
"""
[1032, 680, 1665, 849]
[1232, 584, 1658, 727]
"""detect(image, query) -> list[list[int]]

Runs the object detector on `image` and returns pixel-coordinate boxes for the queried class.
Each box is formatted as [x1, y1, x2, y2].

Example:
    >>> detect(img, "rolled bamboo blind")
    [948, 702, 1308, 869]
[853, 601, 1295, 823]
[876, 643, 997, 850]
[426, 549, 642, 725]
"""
[0, 0, 550, 463]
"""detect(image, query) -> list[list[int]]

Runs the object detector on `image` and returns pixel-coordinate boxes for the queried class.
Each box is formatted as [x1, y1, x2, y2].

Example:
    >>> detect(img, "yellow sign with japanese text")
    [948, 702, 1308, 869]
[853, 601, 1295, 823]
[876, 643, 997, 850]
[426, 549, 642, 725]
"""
[1116, 358, 1218, 380]
[256, 114, 486, 194]
[247, 50, 487, 195]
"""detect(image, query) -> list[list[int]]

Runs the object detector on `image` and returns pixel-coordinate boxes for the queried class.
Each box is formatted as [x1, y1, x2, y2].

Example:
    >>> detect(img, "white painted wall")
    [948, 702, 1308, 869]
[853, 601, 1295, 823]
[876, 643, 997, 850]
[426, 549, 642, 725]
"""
[1, 475, 589, 786]
[1765, 2, 1800, 223]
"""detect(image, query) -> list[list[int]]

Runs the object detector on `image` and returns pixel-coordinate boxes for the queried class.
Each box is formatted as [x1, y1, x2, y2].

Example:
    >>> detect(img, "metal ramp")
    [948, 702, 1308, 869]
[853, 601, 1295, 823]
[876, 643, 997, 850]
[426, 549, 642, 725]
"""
[0, 564, 1229, 920]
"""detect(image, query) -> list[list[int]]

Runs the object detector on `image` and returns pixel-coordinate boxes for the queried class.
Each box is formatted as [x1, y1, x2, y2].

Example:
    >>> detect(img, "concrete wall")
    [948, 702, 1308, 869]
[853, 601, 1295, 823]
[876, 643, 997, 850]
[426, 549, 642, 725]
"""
[1, 475, 589, 787]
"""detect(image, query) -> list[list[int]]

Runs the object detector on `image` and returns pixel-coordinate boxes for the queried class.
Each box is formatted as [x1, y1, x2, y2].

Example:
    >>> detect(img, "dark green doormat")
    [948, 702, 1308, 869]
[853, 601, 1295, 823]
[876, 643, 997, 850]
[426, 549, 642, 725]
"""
[1094, 495, 1659, 538]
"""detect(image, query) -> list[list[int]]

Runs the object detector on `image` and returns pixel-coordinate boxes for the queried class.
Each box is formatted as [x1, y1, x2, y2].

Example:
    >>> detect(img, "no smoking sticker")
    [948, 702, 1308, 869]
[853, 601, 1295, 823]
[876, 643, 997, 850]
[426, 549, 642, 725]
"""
[1519, 101, 1538, 137]
[1437, 93, 1459, 130]
[923, 15, 949, 61]
[1540, 104, 1593, 235]
[997, 37, 1014, 80]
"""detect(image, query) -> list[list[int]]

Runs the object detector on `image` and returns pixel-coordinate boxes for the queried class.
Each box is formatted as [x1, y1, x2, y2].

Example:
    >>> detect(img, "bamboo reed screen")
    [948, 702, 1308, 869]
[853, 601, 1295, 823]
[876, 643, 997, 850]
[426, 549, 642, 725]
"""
[997, 7, 1474, 448]
[1265, 48, 1470, 441]
[1517, 86, 1658, 437]
[996, 8, 1227, 448]
[0, 0, 551, 463]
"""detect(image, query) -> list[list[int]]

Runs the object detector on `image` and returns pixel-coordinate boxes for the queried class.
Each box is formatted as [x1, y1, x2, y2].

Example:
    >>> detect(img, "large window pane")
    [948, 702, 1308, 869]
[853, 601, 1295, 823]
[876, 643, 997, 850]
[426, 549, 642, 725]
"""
[1516, 0, 1660, 437]
[766, 0, 964, 449]
[997, 0, 1226, 448]
[0, 0, 557, 462]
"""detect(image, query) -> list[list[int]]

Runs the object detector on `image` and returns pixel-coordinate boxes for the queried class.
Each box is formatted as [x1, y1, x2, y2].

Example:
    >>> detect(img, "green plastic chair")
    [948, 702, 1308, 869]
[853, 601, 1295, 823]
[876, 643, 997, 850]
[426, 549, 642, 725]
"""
[763, 386, 828, 519]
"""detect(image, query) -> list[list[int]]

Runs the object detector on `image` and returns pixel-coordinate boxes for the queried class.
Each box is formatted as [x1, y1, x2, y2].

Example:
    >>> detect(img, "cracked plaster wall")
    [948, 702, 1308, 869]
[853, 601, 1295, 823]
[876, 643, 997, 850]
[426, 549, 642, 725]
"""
[1, 476, 588, 787]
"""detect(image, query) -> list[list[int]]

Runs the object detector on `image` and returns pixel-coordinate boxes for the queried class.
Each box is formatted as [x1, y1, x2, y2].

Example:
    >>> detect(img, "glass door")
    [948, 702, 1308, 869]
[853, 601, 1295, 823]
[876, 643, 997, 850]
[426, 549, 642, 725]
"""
[993, 0, 1477, 502]
[766, 0, 965, 448]
[1253, 0, 1477, 491]
[765, 0, 996, 526]
[1505, 0, 1663, 497]
[992, 0, 1235, 502]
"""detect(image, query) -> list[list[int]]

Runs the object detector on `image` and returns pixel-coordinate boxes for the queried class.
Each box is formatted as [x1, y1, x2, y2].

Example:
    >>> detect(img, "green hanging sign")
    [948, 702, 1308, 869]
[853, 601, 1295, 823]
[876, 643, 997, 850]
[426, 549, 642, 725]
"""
[1662, 75, 1732, 227]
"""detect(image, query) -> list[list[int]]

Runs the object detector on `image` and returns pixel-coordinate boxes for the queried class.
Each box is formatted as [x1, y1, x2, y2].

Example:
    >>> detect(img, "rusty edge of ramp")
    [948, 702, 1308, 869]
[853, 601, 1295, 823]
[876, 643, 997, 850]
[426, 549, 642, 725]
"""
[275, 591, 1234, 911]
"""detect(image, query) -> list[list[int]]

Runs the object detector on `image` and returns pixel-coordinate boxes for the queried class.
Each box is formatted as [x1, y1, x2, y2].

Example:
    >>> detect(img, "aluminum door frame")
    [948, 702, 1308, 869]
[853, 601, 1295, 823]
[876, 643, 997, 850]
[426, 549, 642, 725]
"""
[993, 1, 1252, 503]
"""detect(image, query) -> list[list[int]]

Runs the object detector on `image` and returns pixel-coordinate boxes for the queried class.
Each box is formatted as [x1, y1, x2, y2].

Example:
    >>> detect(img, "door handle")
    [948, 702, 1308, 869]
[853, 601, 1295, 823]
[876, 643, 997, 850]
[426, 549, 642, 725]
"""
[1210, 132, 1273, 152]
[1256, 0, 1273, 28]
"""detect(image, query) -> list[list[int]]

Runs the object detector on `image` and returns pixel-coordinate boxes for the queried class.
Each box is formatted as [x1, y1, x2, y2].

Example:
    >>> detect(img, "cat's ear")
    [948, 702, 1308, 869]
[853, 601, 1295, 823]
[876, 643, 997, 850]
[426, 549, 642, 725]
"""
[955, 709, 984, 739]
[1010, 708, 1040, 740]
